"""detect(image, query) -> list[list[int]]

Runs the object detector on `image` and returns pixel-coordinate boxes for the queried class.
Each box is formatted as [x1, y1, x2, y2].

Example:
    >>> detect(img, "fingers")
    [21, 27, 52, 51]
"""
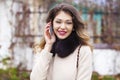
[44, 22, 56, 46]
[46, 22, 51, 28]
[44, 22, 52, 39]
[44, 22, 51, 34]
[44, 22, 50, 32]
[45, 27, 51, 39]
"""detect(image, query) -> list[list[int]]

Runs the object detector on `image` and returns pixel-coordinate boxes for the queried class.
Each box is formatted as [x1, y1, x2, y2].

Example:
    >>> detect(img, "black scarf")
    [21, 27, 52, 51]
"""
[51, 31, 80, 58]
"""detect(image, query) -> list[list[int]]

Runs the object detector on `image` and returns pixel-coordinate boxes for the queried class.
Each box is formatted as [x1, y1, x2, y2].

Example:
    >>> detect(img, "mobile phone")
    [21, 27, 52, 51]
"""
[49, 26, 53, 36]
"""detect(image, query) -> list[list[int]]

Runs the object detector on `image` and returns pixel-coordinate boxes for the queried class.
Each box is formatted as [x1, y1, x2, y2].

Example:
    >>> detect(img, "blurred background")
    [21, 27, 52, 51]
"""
[0, 0, 120, 80]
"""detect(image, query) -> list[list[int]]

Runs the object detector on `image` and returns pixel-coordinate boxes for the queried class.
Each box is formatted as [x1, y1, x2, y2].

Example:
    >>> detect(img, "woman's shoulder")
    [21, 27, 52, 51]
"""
[80, 45, 92, 55]
[81, 45, 91, 50]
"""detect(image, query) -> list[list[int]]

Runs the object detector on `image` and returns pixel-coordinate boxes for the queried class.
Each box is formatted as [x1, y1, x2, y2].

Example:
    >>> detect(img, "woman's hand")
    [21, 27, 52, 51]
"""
[44, 22, 56, 51]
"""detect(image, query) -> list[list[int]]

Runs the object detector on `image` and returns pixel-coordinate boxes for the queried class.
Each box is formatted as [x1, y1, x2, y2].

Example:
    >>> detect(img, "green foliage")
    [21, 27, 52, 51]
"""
[103, 76, 116, 80]
[0, 68, 117, 80]
[1, 57, 11, 65]
[0, 56, 30, 80]
[92, 72, 99, 80]
[0, 68, 30, 80]
[92, 72, 116, 80]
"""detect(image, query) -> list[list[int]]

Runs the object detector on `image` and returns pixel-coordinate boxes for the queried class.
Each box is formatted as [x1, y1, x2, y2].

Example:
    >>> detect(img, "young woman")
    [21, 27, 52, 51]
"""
[30, 3, 93, 80]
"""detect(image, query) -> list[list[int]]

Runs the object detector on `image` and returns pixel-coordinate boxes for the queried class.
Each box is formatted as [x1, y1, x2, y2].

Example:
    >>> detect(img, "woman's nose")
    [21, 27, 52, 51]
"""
[60, 23, 66, 29]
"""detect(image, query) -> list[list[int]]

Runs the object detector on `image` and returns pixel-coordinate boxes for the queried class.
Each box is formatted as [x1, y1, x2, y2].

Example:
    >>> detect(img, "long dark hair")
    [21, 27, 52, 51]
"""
[39, 3, 92, 57]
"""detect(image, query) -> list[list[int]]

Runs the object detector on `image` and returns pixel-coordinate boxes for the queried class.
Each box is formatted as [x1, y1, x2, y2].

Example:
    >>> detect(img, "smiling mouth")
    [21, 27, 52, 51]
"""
[58, 31, 67, 35]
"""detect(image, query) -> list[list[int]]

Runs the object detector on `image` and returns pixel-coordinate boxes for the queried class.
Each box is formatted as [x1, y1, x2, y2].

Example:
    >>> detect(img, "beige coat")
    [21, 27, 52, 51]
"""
[30, 45, 92, 80]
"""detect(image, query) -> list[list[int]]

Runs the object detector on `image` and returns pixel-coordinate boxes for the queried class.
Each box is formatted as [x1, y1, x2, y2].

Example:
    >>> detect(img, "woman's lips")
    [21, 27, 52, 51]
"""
[58, 31, 67, 35]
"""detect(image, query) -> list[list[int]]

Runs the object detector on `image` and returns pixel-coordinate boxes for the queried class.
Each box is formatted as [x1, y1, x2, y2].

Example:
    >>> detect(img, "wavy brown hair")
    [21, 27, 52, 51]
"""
[37, 3, 93, 52]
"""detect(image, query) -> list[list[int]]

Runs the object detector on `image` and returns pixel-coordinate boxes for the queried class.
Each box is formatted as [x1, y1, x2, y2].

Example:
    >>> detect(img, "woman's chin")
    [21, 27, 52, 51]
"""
[57, 36, 67, 40]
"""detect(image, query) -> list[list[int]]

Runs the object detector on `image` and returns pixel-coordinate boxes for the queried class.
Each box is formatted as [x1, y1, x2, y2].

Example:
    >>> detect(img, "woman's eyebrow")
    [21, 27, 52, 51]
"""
[66, 20, 72, 22]
[55, 18, 72, 21]
[55, 18, 61, 21]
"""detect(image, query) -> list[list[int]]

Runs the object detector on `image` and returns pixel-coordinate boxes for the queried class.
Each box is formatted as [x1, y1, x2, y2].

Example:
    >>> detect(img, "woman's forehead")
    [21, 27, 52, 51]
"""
[54, 11, 72, 21]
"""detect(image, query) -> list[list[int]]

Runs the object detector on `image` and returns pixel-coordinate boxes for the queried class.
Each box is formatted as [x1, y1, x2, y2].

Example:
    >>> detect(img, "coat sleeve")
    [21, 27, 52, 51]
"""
[76, 46, 93, 80]
[30, 49, 53, 80]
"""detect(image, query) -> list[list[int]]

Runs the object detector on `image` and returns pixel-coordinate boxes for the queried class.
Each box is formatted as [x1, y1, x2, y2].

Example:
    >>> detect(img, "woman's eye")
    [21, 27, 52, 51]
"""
[66, 22, 73, 24]
[56, 21, 61, 23]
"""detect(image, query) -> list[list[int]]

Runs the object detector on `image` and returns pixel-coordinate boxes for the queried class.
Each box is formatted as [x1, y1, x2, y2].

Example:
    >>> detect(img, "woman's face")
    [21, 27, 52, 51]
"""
[53, 11, 73, 39]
